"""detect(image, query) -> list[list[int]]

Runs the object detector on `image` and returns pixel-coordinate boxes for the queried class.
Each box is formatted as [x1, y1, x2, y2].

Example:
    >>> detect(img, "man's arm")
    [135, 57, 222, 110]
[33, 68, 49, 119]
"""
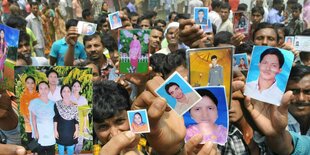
[64, 26, 78, 66]
[50, 56, 57, 66]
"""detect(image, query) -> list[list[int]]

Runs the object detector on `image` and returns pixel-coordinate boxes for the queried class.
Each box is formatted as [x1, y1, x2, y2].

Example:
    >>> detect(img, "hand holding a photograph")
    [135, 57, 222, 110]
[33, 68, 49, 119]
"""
[132, 76, 186, 155]
[178, 19, 205, 48]
[100, 131, 140, 155]
[279, 43, 299, 59]
[231, 32, 246, 46]
[185, 134, 219, 155]
[65, 26, 78, 47]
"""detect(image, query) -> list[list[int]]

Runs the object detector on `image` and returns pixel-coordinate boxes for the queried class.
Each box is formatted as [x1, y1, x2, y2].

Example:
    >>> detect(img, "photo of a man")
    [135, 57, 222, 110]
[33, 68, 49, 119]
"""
[195, 8, 208, 25]
[245, 46, 294, 105]
[109, 11, 122, 29]
[208, 55, 223, 86]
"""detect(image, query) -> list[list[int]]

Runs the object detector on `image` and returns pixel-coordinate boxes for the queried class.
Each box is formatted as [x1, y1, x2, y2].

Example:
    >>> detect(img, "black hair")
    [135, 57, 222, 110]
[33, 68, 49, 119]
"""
[82, 8, 92, 19]
[83, 32, 104, 47]
[93, 80, 131, 123]
[273, 23, 289, 37]
[133, 112, 144, 124]
[46, 69, 59, 78]
[101, 34, 117, 52]
[211, 55, 217, 60]
[287, 0, 298, 4]
[301, 29, 310, 36]
[175, 13, 190, 21]
[291, 3, 302, 12]
[195, 89, 218, 107]
[252, 22, 279, 42]
[211, 0, 221, 9]
[60, 84, 71, 98]
[168, 11, 178, 21]
[150, 53, 166, 73]
[235, 41, 254, 55]
[96, 15, 108, 31]
[138, 15, 152, 26]
[65, 19, 79, 31]
[18, 30, 30, 45]
[25, 76, 36, 83]
[151, 26, 164, 34]
[165, 82, 180, 95]
[36, 81, 49, 91]
[288, 65, 310, 83]
[214, 31, 233, 46]
[220, 2, 231, 11]
[129, 12, 139, 19]
[198, 9, 205, 14]
[154, 19, 166, 27]
[162, 49, 187, 79]
[237, 3, 248, 11]
[6, 15, 27, 29]
[273, 0, 283, 5]
[30, 2, 39, 8]
[122, 7, 130, 13]
[251, 6, 264, 16]
[71, 79, 81, 88]
[260, 48, 284, 68]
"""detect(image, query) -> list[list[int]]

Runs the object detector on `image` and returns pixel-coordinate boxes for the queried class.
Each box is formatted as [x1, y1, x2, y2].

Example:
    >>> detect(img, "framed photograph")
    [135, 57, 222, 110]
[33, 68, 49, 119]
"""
[233, 11, 250, 35]
[233, 53, 248, 71]
[108, 11, 122, 30]
[194, 7, 209, 25]
[201, 19, 213, 33]
[284, 36, 295, 45]
[127, 109, 150, 133]
[244, 46, 294, 106]
[119, 29, 150, 74]
[183, 86, 228, 145]
[15, 66, 93, 154]
[294, 36, 310, 52]
[187, 46, 234, 104]
[77, 21, 97, 35]
[155, 72, 202, 116]
[0, 24, 19, 86]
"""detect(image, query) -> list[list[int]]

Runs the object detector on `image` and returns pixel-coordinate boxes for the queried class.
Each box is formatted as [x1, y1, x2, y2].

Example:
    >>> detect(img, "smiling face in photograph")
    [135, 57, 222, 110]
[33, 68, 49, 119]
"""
[258, 54, 282, 81]
[190, 96, 218, 124]
[133, 113, 142, 125]
[26, 78, 35, 92]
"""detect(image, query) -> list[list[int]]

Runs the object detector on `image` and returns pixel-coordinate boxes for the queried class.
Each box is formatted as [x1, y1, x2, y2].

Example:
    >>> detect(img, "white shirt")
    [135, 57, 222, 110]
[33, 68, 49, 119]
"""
[48, 86, 62, 102]
[156, 47, 171, 55]
[174, 92, 201, 115]
[209, 10, 221, 29]
[244, 80, 283, 106]
[31, 57, 49, 66]
[217, 19, 233, 34]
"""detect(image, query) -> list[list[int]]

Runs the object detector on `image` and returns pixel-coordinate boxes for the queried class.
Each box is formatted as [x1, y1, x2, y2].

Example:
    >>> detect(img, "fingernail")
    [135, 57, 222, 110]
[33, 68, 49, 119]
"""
[125, 131, 135, 139]
[155, 100, 165, 111]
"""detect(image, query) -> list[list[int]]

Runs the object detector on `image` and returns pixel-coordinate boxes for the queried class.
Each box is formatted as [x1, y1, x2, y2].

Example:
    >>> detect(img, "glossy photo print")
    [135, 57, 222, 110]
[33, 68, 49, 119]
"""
[127, 109, 150, 134]
[194, 7, 209, 25]
[233, 11, 250, 35]
[284, 36, 295, 45]
[109, 11, 122, 30]
[187, 46, 233, 104]
[244, 46, 294, 106]
[183, 86, 228, 145]
[294, 36, 310, 52]
[77, 21, 97, 35]
[119, 29, 150, 74]
[0, 24, 19, 89]
[15, 66, 93, 154]
[233, 53, 248, 71]
[155, 72, 202, 116]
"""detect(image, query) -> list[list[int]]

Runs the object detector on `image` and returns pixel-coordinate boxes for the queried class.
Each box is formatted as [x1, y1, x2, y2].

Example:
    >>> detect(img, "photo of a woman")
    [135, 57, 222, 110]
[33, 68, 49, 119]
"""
[131, 112, 148, 132]
[238, 57, 248, 70]
[54, 85, 79, 155]
[20, 76, 39, 148]
[185, 89, 228, 145]
[0, 29, 8, 81]
[29, 81, 56, 155]
[129, 33, 141, 72]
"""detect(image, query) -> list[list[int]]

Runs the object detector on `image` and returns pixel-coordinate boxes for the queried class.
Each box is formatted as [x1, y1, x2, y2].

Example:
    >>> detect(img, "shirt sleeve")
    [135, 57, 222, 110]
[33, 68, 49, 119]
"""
[49, 42, 59, 58]
[79, 45, 87, 59]
[289, 131, 310, 155]
[53, 103, 60, 122]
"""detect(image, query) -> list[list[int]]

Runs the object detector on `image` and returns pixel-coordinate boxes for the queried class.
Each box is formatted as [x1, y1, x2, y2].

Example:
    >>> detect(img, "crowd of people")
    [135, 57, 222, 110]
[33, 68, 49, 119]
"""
[0, 0, 310, 154]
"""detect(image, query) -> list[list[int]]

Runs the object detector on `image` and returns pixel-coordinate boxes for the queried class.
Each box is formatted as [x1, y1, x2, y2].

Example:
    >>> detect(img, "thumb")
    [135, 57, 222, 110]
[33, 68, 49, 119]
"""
[0, 144, 26, 155]
[100, 131, 139, 155]
[147, 97, 167, 131]
[278, 91, 293, 115]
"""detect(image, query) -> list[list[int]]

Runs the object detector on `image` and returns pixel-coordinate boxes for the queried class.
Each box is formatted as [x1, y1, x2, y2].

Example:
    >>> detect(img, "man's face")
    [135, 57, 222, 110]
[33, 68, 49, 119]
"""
[254, 28, 278, 47]
[211, 58, 217, 66]
[190, 96, 218, 124]
[18, 40, 31, 58]
[102, 21, 109, 33]
[139, 19, 151, 29]
[156, 23, 166, 31]
[130, 16, 139, 25]
[85, 36, 104, 61]
[31, 5, 39, 16]
[205, 32, 214, 46]
[86, 63, 102, 82]
[251, 12, 263, 24]
[48, 72, 58, 85]
[292, 9, 301, 19]
[94, 110, 129, 145]
[170, 14, 177, 23]
[220, 8, 229, 21]
[168, 85, 184, 99]
[198, 11, 204, 20]
[258, 54, 282, 81]
[102, 3, 108, 11]
[150, 29, 163, 50]
[287, 74, 310, 118]
[277, 29, 285, 45]
[229, 99, 243, 123]
[166, 27, 178, 45]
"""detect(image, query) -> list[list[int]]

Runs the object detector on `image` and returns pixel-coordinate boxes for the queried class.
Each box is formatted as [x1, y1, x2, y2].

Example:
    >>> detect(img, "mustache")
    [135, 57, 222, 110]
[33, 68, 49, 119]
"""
[292, 102, 310, 107]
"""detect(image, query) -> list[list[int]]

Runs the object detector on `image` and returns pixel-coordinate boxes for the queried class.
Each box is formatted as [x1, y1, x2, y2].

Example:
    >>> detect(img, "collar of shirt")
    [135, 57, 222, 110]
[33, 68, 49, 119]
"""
[255, 80, 277, 93]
